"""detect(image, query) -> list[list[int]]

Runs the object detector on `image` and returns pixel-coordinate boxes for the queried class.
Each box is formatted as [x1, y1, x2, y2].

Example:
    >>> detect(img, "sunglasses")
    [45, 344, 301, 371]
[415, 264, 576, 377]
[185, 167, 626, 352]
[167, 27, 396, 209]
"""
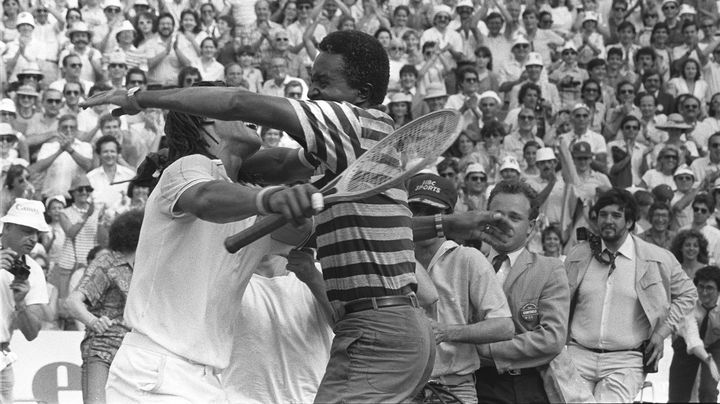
[662, 4, 676, 9]
[574, 113, 589, 118]
[584, 88, 599, 92]
[693, 206, 708, 213]
[467, 175, 487, 182]
[464, 77, 478, 83]
[45, 99, 63, 104]
[64, 90, 80, 96]
[0, 135, 18, 142]
[0, 111, 15, 117]
[684, 104, 699, 110]
[518, 115, 535, 121]
[701, 24, 715, 29]
[515, 44, 530, 49]
[18, 94, 36, 100]
[68, 63, 83, 68]
[109, 63, 126, 68]
[276, 37, 289, 42]
[562, 51, 577, 55]
[105, 7, 121, 13]
[60, 124, 77, 130]
[619, 89, 635, 94]
[424, 52, 433, 56]
[74, 186, 94, 193]
[435, 16, 451, 21]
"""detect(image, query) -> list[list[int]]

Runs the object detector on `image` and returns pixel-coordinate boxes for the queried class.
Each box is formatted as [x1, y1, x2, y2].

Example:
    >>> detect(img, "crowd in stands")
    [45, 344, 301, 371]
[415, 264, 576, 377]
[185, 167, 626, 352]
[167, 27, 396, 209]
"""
[4, 0, 720, 399]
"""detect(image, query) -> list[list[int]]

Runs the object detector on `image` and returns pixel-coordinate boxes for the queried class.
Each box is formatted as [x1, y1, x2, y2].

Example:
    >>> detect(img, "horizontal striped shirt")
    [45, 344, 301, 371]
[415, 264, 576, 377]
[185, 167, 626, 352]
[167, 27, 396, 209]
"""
[288, 99, 417, 303]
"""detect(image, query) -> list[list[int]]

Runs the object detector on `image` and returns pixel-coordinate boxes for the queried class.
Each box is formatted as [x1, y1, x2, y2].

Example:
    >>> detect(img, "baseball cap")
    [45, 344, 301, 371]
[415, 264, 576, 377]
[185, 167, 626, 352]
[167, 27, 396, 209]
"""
[526, 52, 543, 67]
[673, 165, 695, 179]
[583, 11, 599, 23]
[560, 42, 578, 53]
[536, 147, 556, 162]
[407, 173, 458, 210]
[652, 184, 674, 202]
[713, 177, 720, 191]
[16, 12, 36, 28]
[499, 156, 521, 173]
[571, 141, 593, 158]
[464, 163, 486, 177]
[1, 198, 50, 232]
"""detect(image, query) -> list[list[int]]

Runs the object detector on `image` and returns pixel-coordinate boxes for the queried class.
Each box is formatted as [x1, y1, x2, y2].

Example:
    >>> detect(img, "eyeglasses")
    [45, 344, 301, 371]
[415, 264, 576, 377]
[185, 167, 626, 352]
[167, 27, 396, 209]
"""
[693, 206, 708, 213]
[614, 7, 627, 12]
[0, 136, 18, 143]
[0, 111, 15, 117]
[518, 114, 535, 121]
[573, 113, 589, 118]
[467, 175, 487, 182]
[562, 51, 577, 55]
[298, 4, 312, 9]
[661, 154, 678, 159]
[390, 47, 406, 51]
[68, 63, 83, 68]
[701, 24, 715, 29]
[464, 77, 478, 83]
[435, 16, 450, 21]
[619, 89, 635, 94]
[109, 63, 126, 69]
[60, 124, 77, 130]
[515, 44, 530, 49]
[45, 99, 63, 104]
[64, 90, 80, 96]
[276, 37, 289, 42]
[684, 104, 699, 110]
[18, 94, 36, 100]
[105, 7, 121, 13]
[623, 124, 640, 130]
[74, 186, 94, 193]
[36, 8, 49, 13]
[458, 7, 473, 13]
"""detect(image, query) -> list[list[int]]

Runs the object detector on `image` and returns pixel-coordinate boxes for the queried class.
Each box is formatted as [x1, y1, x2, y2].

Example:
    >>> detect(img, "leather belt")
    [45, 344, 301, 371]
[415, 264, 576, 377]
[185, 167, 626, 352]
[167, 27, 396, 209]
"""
[344, 295, 418, 315]
[479, 366, 538, 376]
[572, 339, 643, 354]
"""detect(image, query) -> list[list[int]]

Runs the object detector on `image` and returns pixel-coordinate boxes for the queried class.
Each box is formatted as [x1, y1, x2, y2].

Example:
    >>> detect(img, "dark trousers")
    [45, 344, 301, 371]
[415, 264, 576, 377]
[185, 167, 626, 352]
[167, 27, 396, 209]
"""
[669, 337, 720, 402]
[475, 367, 549, 404]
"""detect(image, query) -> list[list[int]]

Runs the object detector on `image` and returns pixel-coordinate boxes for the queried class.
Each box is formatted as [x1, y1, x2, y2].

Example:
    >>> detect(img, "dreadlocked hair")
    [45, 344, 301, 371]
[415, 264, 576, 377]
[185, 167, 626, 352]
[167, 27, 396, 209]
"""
[164, 110, 216, 164]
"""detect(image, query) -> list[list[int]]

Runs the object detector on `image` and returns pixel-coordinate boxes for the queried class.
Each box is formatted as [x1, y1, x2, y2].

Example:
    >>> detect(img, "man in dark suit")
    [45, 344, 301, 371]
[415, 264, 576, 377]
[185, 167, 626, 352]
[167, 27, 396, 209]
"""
[475, 180, 570, 404]
[636, 70, 675, 115]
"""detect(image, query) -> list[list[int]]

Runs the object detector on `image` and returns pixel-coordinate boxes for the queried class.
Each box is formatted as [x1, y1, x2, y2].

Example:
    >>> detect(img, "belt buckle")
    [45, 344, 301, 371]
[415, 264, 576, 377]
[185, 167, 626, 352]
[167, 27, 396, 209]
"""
[506, 369, 521, 376]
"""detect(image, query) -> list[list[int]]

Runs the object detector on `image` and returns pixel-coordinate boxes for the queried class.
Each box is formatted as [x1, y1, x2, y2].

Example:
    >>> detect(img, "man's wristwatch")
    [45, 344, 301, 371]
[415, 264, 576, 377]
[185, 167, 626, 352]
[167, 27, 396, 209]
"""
[127, 86, 143, 112]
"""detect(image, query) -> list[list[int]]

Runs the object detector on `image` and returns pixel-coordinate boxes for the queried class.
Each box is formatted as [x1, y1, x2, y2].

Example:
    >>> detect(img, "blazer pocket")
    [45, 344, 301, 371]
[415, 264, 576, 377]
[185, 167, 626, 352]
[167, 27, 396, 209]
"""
[639, 270, 662, 289]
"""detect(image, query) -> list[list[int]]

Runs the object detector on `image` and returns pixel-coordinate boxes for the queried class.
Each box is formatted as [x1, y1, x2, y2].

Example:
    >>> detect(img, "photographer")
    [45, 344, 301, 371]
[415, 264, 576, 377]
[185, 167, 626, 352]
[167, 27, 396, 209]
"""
[0, 199, 50, 403]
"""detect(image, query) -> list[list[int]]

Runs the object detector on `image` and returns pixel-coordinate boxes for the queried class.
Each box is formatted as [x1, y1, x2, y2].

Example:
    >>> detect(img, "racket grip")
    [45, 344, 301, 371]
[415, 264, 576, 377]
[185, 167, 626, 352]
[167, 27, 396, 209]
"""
[224, 214, 289, 253]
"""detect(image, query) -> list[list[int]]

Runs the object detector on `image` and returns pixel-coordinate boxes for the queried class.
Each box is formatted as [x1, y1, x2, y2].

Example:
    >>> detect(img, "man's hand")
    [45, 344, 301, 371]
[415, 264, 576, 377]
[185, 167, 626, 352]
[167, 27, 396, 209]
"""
[89, 315, 114, 333]
[0, 249, 17, 272]
[645, 332, 665, 367]
[285, 248, 318, 284]
[10, 279, 30, 305]
[430, 320, 450, 344]
[80, 88, 141, 116]
[267, 183, 320, 225]
[707, 354, 720, 382]
[444, 211, 514, 243]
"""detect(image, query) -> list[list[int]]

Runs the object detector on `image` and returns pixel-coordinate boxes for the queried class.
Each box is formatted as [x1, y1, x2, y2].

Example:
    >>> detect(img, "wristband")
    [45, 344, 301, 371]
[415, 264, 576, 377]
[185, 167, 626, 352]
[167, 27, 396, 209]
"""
[255, 186, 285, 215]
[434, 214, 444, 239]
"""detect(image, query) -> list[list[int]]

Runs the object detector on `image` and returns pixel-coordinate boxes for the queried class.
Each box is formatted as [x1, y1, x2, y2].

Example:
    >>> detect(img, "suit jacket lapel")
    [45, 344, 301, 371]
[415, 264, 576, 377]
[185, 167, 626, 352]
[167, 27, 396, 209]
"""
[504, 249, 532, 293]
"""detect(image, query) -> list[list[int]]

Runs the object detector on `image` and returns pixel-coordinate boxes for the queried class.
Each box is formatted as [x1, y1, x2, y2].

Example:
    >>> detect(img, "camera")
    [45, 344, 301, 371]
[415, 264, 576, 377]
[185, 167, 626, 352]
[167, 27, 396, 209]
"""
[6, 255, 30, 282]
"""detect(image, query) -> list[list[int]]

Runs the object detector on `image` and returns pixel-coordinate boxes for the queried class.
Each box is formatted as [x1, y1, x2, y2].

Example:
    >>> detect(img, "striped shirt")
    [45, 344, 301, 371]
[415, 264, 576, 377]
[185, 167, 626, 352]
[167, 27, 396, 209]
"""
[288, 99, 418, 304]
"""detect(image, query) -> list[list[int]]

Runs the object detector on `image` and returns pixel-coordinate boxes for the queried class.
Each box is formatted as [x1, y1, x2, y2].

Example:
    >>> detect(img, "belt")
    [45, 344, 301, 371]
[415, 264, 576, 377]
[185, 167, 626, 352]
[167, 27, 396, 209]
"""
[344, 295, 418, 315]
[572, 339, 643, 354]
[478, 366, 538, 376]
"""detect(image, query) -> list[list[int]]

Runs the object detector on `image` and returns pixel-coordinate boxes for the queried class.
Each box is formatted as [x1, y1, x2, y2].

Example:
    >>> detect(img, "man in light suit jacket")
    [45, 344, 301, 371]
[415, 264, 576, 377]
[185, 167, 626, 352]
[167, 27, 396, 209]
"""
[475, 180, 571, 404]
[565, 188, 697, 402]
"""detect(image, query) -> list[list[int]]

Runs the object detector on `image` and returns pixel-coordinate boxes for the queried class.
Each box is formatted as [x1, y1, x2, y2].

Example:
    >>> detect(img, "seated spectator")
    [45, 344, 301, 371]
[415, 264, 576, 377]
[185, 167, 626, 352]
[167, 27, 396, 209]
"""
[560, 103, 608, 173]
[455, 163, 488, 212]
[197, 38, 225, 81]
[681, 193, 720, 264]
[691, 132, 720, 186]
[50, 53, 95, 96]
[178, 66, 202, 87]
[260, 56, 308, 97]
[640, 202, 676, 250]
[387, 92, 413, 130]
[59, 22, 104, 84]
[444, 65, 482, 129]
[422, 82, 448, 113]
[103, 52, 129, 89]
[541, 226, 566, 262]
[87, 136, 136, 212]
[224, 63, 250, 89]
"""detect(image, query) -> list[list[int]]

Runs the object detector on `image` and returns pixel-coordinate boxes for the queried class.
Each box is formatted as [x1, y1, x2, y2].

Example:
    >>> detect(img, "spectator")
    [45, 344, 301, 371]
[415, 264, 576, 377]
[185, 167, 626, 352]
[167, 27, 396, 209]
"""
[177, 66, 201, 87]
[87, 135, 136, 211]
[640, 202, 677, 250]
[522, 140, 541, 181]
[444, 65, 482, 129]
[422, 82, 448, 113]
[641, 145, 680, 190]
[145, 13, 182, 87]
[503, 108, 544, 169]
[260, 56, 308, 97]
[104, 52, 129, 89]
[60, 81, 84, 116]
[455, 163, 488, 212]
[65, 209, 143, 404]
[31, 114, 93, 198]
[24, 89, 63, 156]
[507, 52, 560, 113]
[0, 199, 50, 403]
[691, 131, 720, 186]
[1, 164, 34, 216]
[669, 58, 709, 104]
[197, 37, 224, 81]
[561, 103, 608, 172]
[59, 22, 104, 84]
[40, 195, 67, 272]
[3, 12, 46, 83]
[671, 229, 710, 280]
[681, 193, 720, 264]
[50, 53, 95, 96]
[541, 225, 566, 261]
[607, 115, 647, 187]
[549, 42, 588, 109]
[637, 92, 668, 147]
[387, 92, 413, 129]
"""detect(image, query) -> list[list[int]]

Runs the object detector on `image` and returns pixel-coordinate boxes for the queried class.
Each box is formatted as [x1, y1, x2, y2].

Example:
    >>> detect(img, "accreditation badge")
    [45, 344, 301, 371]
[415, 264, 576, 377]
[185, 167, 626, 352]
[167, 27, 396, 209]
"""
[519, 302, 539, 322]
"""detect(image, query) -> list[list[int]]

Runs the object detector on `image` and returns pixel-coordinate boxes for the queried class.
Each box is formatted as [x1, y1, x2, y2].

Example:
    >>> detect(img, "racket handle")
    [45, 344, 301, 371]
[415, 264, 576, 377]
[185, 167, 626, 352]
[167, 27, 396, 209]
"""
[224, 214, 289, 253]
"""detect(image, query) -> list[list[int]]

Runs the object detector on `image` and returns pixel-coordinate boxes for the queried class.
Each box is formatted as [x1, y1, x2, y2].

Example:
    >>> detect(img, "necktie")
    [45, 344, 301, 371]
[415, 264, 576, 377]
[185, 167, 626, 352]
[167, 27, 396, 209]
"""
[604, 249, 618, 276]
[700, 307, 715, 342]
[492, 254, 508, 273]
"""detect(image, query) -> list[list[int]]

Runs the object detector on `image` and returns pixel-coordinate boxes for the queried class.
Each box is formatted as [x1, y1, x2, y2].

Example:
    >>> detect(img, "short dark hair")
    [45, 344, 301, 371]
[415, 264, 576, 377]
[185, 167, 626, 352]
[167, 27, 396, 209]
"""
[607, 47, 624, 59]
[694, 265, 720, 288]
[587, 58, 607, 71]
[436, 157, 459, 174]
[541, 225, 562, 244]
[692, 193, 714, 213]
[474, 46, 493, 70]
[519, 82, 541, 104]
[95, 134, 121, 155]
[682, 20, 698, 33]
[681, 58, 702, 80]
[635, 47, 657, 63]
[593, 188, 638, 231]
[617, 20, 636, 33]
[671, 229, 709, 264]
[620, 114, 640, 128]
[648, 202, 671, 219]
[179, 9, 201, 34]
[108, 209, 144, 253]
[125, 67, 147, 84]
[62, 53, 81, 67]
[523, 140, 540, 153]
[480, 120, 506, 140]
[178, 66, 202, 87]
[317, 30, 389, 105]
[488, 179, 540, 220]
[399, 64, 418, 78]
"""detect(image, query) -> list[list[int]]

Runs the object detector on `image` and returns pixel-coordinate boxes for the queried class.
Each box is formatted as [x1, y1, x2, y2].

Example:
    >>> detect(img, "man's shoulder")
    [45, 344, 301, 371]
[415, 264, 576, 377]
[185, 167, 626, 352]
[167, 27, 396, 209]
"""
[633, 234, 677, 261]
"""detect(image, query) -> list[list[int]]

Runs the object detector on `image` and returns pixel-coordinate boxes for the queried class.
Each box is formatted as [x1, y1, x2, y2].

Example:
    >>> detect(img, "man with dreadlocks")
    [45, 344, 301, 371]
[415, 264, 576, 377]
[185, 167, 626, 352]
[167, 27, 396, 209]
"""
[83, 30, 513, 402]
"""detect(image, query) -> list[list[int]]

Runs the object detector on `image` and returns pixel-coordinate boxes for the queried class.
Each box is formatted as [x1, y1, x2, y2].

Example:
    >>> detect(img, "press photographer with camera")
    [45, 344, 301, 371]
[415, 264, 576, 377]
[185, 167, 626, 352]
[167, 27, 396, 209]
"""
[0, 199, 50, 403]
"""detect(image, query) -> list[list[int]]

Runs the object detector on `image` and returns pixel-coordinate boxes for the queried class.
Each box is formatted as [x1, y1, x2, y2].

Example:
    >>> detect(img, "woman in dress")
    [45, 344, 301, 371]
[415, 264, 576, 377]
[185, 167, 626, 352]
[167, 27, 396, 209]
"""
[65, 210, 143, 404]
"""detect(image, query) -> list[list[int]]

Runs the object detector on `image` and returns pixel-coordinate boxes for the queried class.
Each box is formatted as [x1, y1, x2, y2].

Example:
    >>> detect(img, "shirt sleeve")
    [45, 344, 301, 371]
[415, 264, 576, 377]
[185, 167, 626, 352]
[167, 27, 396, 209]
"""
[76, 255, 111, 307]
[25, 259, 49, 306]
[156, 154, 217, 218]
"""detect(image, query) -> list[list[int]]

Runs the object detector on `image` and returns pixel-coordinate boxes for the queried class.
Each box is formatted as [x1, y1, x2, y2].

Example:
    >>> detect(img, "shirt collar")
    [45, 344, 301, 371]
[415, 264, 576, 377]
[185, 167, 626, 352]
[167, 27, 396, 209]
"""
[490, 246, 525, 266]
[602, 234, 635, 260]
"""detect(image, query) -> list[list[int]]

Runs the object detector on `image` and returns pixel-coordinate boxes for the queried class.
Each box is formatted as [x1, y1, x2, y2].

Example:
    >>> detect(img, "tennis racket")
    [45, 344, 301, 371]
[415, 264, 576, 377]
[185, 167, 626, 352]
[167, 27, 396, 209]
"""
[224, 109, 463, 253]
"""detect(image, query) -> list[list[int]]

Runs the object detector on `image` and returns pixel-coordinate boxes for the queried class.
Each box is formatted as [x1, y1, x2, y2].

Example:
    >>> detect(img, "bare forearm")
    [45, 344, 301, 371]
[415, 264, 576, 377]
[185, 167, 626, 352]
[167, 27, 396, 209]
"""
[136, 87, 302, 135]
[443, 317, 515, 344]
[29, 150, 62, 173]
[13, 304, 43, 341]
[65, 291, 96, 326]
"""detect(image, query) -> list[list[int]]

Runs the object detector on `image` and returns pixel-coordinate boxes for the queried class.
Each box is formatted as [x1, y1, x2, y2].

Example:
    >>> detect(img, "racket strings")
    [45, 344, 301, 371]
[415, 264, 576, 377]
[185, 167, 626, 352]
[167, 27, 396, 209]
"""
[339, 113, 461, 193]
